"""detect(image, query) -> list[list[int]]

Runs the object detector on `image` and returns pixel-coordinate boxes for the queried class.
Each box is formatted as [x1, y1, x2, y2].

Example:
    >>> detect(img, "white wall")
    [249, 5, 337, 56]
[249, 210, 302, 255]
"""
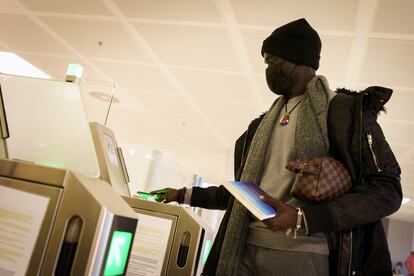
[413, 227, 414, 251]
[224, 148, 235, 181]
[120, 143, 190, 195]
[387, 218, 414, 264]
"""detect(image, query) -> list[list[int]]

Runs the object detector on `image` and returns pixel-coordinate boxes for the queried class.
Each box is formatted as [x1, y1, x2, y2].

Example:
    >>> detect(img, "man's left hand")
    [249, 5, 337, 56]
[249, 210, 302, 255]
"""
[260, 194, 297, 232]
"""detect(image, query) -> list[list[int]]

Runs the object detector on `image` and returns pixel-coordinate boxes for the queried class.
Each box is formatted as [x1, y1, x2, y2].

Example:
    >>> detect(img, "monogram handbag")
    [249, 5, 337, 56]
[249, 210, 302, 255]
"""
[286, 157, 352, 202]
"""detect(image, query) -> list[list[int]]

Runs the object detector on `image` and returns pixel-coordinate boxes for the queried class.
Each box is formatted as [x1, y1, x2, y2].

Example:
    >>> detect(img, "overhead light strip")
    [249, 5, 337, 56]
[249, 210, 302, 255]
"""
[0, 51, 50, 79]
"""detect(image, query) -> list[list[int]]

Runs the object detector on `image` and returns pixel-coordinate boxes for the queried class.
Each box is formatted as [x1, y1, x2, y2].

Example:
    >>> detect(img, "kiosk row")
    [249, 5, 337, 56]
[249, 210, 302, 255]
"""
[0, 74, 212, 275]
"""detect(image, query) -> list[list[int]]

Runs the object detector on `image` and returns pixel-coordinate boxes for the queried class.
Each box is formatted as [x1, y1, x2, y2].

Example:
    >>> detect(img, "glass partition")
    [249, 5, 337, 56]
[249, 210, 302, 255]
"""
[78, 79, 116, 125]
[0, 74, 99, 177]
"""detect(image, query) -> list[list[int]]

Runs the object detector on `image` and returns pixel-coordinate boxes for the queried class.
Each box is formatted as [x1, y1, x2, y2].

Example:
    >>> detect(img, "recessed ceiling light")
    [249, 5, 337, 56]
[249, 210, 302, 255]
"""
[0, 51, 50, 79]
[402, 197, 410, 205]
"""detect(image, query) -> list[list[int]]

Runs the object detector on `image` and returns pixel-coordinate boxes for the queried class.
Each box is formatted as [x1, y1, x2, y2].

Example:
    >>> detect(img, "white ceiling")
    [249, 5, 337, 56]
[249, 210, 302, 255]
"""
[0, 0, 413, 222]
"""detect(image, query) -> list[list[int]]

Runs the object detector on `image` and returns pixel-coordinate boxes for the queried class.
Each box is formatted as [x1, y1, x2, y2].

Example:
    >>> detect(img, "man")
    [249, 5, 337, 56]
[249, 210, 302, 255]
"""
[406, 251, 414, 276]
[152, 18, 402, 276]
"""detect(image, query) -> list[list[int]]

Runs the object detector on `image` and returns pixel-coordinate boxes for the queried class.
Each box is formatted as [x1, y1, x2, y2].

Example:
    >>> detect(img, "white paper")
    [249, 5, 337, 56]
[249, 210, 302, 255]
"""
[0, 186, 50, 275]
[126, 214, 173, 276]
[103, 133, 119, 166]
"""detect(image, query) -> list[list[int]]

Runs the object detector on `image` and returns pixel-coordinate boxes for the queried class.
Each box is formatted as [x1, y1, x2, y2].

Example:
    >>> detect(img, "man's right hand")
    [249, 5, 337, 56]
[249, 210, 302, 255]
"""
[150, 188, 178, 203]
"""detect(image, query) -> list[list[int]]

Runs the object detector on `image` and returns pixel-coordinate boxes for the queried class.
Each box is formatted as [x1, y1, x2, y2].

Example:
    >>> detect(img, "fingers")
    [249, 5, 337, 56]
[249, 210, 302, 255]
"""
[149, 187, 179, 203]
[261, 217, 289, 232]
[148, 189, 166, 202]
[259, 194, 284, 208]
[258, 196, 297, 232]
[154, 194, 166, 202]
[150, 188, 169, 195]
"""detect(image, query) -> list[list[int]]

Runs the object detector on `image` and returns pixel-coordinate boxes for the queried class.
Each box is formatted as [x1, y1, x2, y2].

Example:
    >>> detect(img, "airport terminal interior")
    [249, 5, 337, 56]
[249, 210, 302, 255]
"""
[0, 0, 413, 275]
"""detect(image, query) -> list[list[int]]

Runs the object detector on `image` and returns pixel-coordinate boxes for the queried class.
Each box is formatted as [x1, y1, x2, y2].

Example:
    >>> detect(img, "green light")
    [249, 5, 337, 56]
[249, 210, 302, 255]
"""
[202, 240, 212, 265]
[136, 191, 158, 201]
[39, 160, 64, 169]
[66, 63, 84, 78]
[104, 231, 133, 276]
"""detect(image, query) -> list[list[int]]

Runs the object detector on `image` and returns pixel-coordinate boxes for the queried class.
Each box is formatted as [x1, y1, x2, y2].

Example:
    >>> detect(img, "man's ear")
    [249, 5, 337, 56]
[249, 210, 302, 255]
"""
[293, 64, 314, 76]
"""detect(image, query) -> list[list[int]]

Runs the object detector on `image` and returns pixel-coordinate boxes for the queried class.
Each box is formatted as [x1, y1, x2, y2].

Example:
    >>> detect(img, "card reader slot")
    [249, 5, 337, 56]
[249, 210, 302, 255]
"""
[177, 231, 191, 268]
[55, 216, 83, 276]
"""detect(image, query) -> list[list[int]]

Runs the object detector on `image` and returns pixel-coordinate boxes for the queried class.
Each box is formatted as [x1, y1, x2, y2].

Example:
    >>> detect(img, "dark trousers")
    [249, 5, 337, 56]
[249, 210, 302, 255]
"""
[238, 243, 329, 276]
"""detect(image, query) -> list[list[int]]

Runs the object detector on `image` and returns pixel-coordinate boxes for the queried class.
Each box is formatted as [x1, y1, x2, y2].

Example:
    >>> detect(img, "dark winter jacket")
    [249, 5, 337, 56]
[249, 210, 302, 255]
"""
[192, 86, 402, 276]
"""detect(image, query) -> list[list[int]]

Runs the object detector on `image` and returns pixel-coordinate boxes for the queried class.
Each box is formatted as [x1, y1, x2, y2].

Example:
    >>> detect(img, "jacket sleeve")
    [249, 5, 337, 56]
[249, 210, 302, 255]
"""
[190, 185, 232, 210]
[304, 93, 402, 235]
[304, 173, 401, 234]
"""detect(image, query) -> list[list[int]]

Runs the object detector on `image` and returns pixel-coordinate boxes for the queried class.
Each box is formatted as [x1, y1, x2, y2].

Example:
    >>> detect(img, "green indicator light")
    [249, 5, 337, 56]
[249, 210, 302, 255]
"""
[104, 231, 133, 276]
[39, 160, 64, 169]
[66, 63, 84, 78]
[136, 191, 158, 201]
[202, 240, 212, 265]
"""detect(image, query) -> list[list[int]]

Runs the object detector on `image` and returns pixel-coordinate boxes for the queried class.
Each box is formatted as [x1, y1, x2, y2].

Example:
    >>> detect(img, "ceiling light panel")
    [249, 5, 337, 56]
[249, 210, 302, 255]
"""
[19, 0, 112, 15]
[114, 0, 222, 23]
[0, 14, 71, 55]
[131, 93, 195, 115]
[0, 0, 20, 13]
[231, 0, 358, 31]
[133, 23, 241, 71]
[170, 68, 253, 103]
[372, 0, 414, 34]
[107, 104, 161, 128]
[41, 17, 153, 63]
[0, 51, 50, 79]
[93, 61, 176, 95]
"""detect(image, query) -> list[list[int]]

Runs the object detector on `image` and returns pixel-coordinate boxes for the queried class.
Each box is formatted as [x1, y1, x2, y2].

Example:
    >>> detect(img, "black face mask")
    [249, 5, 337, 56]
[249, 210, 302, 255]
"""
[265, 62, 296, 96]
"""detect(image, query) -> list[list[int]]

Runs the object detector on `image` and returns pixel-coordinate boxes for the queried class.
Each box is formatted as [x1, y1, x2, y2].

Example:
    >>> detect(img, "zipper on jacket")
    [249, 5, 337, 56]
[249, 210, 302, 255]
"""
[348, 231, 353, 276]
[337, 233, 341, 276]
[366, 132, 382, 172]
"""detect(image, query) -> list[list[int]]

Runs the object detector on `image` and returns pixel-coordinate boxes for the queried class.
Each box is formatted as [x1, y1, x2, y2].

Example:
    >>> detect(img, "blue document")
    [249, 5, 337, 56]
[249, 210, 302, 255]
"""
[224, 181, 277, 220]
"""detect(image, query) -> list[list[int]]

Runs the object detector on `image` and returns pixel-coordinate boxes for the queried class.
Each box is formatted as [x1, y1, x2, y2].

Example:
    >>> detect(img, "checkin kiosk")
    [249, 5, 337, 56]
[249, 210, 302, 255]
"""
[122, 197, 213, 276]
[0, 74, 138, 275]
[89, 120, 214, 275]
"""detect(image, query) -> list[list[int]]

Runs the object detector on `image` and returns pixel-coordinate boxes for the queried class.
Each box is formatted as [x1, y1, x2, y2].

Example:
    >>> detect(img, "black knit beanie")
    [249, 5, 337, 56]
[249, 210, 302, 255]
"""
[261, 18, 321, 70]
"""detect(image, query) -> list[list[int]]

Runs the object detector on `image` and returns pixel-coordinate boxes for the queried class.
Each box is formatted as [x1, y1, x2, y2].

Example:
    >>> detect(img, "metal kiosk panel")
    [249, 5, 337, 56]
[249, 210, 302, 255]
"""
[123, 197, 213, 276]
[0, 159, 66, 275]
[89, 122, 131, 197]
[0, 159, 138, 276]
